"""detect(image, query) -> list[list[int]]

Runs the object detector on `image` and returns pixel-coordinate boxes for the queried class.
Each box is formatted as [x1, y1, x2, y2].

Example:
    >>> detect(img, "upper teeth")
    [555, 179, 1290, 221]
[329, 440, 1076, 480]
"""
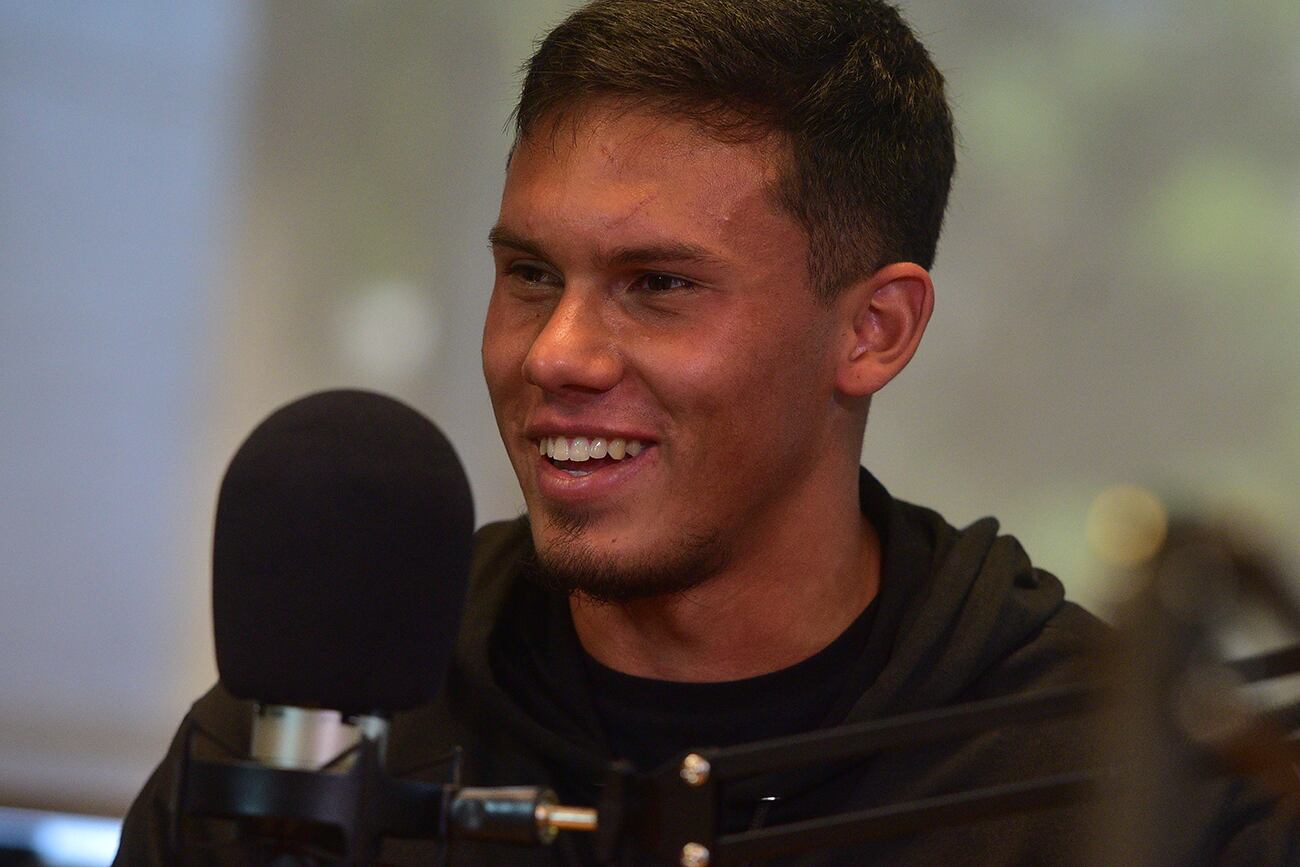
[539, 436, 645, 462]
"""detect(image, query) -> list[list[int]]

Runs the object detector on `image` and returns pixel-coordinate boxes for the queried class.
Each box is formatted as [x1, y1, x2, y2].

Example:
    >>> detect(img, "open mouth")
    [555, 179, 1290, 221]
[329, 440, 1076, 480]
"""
[537, 435, 648, 477]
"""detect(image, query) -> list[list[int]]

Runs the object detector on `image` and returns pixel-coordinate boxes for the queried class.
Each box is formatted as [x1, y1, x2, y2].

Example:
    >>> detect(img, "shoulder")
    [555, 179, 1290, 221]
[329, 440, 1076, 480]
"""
[454, 517, 532, 645]
[471, 518, 533, 581]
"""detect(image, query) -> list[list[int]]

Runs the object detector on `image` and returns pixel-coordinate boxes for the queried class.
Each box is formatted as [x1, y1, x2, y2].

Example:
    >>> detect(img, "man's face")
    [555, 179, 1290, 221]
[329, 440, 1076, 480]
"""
[482, 106, 845, 600]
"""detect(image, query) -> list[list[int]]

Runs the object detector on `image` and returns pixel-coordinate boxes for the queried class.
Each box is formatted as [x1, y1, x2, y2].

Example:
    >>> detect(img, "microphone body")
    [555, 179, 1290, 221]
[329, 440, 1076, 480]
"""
[171, 390, 592, 862]
[249, 706, 389, 771]
[183, 390, 474, 861]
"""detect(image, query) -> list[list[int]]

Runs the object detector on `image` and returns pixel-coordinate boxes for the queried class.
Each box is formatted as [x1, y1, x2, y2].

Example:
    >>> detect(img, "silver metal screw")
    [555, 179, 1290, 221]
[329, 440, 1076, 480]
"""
[680, 753, 711, 787]
[681, 842, 711, 867]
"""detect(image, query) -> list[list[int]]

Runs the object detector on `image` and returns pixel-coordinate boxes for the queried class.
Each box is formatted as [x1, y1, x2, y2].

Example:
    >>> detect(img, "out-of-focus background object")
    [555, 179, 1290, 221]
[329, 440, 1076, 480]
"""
[0, 0, 1296, 861]
[1090, 498, 1300, 865]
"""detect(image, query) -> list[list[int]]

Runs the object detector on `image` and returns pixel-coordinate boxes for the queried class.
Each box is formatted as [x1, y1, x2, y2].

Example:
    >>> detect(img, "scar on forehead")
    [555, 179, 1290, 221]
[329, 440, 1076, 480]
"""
[604, 189, 660, 227]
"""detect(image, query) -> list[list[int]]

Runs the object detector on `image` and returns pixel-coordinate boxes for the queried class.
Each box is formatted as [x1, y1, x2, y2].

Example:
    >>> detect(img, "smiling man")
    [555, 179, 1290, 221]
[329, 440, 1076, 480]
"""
[116, 1, 1299, 865]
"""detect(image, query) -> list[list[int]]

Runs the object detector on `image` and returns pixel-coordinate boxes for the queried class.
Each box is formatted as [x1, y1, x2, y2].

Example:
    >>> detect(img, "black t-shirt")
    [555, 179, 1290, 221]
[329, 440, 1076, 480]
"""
[579, 598, 878, 773]
[489, 573, 894, 845]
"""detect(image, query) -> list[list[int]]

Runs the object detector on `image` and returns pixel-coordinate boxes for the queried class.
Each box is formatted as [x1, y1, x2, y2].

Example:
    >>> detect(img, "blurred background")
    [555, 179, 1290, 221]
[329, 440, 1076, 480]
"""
[1, 0, 1296, 862]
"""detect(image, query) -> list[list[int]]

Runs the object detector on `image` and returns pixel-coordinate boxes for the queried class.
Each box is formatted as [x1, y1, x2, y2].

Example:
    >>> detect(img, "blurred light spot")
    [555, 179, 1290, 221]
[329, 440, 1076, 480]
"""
[333, 279, 441, 381]
[1086, 484, 1168, 567]
[1137, 153, 1294, 285]
[0, 807, 121, 866]
[1057, 22, 1149, 97]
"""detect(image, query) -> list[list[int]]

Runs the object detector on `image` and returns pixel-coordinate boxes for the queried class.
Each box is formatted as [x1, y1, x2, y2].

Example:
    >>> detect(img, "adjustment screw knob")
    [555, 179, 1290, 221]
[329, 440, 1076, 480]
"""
[680, 753, 711, 787]
[681, 842, 710, 866]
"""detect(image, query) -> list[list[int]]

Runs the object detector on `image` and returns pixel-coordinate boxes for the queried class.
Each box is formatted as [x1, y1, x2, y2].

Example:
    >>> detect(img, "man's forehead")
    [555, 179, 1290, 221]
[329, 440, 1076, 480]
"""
[493, 102, 807, 269]
[504, 114, 782, 224]
[511, 99, 786, 177]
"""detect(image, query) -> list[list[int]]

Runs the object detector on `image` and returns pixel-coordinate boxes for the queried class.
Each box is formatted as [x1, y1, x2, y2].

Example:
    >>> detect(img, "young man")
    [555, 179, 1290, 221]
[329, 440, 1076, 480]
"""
[117, 1, 1297, 864]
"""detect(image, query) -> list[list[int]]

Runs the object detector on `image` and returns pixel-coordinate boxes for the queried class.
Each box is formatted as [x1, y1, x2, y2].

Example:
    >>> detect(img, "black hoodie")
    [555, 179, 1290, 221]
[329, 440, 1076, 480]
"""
[115, 471, 1298, 865]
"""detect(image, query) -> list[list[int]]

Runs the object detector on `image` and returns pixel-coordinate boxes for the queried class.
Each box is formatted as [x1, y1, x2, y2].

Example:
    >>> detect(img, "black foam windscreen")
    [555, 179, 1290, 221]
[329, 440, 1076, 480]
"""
[212, 389, 473, 715]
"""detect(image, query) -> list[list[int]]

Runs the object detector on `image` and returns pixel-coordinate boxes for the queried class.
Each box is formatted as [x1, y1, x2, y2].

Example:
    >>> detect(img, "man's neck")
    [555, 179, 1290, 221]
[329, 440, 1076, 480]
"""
[569, 475, 880, 682]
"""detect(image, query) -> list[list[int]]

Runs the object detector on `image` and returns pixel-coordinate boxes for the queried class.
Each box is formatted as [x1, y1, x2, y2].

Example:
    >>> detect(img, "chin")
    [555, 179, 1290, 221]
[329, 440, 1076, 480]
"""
[527, 515, 723, 603]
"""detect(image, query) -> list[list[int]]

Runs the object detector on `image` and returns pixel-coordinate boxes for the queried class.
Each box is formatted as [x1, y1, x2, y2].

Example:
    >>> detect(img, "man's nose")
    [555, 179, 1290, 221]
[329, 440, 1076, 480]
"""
[522, 291, 622, 396]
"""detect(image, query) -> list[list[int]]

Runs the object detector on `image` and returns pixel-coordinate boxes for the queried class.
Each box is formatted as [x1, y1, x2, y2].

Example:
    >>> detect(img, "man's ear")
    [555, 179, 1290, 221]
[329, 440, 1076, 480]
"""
[833, 262, 934, 398]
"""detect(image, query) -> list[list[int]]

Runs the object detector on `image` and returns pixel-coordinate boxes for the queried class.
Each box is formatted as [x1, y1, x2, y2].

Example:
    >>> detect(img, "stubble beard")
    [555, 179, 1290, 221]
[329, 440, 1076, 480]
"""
[526, 506, 725, 603]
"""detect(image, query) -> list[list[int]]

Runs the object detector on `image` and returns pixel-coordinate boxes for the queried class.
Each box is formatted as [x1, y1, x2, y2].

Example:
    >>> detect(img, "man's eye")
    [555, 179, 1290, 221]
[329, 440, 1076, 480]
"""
[632, 273, 693, 293]
[508, 263, 559, 286]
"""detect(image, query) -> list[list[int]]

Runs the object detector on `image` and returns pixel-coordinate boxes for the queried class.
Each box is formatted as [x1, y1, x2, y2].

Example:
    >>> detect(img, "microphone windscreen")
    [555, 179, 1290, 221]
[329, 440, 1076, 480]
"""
[212, 389, 473, 715]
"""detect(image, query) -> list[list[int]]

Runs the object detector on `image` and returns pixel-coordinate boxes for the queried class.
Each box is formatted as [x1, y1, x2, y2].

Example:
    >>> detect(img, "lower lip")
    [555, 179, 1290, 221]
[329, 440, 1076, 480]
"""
[533, 445, 657, 503]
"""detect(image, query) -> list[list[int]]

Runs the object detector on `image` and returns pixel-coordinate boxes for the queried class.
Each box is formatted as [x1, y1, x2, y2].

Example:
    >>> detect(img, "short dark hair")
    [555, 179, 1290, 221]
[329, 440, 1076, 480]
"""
[514, 0, 956, 299]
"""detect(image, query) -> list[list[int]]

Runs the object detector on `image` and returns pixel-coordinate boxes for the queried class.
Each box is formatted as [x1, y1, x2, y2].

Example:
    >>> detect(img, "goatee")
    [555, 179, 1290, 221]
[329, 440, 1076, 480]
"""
[524, 509, 723, 603]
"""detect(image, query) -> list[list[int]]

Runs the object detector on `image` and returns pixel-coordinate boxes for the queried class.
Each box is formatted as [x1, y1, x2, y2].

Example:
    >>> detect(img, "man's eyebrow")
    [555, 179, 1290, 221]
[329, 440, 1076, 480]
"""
[605, 241, 725, 268]
[489, 225, 725, 269]
[487, 225, 546, 259]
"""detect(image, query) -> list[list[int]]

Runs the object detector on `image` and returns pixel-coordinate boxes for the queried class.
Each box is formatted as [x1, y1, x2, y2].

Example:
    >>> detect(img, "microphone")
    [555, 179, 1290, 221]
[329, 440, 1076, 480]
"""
[178, 389, 596, 863]
[211, 388, 473, 769]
